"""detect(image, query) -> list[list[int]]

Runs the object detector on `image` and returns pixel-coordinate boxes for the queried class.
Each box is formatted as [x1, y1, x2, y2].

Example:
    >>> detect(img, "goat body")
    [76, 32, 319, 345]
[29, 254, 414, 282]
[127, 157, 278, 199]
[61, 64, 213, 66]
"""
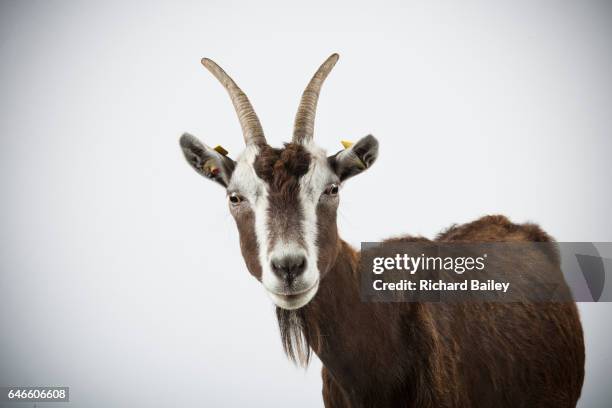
[180, 54, 585, 408]
[280, 215, 585, 408]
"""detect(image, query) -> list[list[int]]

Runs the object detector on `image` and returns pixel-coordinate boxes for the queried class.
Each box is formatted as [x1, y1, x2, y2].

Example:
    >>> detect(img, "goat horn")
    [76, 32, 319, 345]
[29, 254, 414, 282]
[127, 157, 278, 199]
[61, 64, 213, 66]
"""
[293, 53, 339, 144]
[201, 58, 267, 146]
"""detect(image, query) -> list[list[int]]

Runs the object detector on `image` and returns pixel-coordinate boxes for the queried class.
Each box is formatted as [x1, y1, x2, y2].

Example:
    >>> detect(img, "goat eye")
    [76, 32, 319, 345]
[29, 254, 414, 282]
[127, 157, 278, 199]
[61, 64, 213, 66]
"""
[228, 192, 244, 205]
[324, 184, 339, 196]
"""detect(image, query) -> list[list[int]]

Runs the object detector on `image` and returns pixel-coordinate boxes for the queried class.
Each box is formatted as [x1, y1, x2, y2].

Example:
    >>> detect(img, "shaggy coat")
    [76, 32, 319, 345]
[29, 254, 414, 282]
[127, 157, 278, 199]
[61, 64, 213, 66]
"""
[180, 54, 585, 408]
[279, 215, 585, 408]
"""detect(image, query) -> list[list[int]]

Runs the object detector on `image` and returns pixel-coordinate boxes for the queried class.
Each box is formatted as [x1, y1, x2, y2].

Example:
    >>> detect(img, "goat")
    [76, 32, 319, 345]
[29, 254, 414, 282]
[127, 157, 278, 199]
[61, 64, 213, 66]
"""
[179, 54, 584, 407]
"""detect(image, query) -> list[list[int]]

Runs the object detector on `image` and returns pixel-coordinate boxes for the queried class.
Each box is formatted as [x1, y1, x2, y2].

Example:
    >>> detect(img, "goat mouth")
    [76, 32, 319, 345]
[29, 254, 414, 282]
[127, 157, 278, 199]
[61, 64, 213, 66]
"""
[266, 280, 320, 310]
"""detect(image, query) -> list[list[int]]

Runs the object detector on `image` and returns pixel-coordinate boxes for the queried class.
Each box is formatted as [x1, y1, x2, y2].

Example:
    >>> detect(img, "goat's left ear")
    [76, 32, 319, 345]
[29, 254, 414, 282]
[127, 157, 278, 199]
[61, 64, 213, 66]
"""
[328, 134, 378, 182]
[179, 133, 236, 187]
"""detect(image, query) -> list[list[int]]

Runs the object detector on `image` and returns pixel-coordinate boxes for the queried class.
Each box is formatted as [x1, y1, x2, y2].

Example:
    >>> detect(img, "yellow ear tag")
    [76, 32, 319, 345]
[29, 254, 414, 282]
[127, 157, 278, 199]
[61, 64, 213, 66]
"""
[341, 140, 354, 149]
[214, 145, 229, 156]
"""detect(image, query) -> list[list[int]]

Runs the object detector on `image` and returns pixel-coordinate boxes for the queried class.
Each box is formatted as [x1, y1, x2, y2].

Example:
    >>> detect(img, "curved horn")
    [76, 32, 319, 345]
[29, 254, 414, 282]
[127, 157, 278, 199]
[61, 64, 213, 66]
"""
[293, 53, 339, 144]
[201, 58, 267, 146]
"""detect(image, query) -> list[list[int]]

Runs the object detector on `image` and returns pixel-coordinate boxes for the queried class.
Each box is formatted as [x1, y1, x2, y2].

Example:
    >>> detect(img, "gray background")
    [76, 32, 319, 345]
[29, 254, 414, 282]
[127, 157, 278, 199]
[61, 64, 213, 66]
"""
[1, 0, 611, 406]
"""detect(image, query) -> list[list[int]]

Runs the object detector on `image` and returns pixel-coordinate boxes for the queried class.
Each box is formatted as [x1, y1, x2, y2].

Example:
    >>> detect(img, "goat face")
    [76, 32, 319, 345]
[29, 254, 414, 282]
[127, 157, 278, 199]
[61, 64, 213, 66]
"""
[179, 54, 378, 310]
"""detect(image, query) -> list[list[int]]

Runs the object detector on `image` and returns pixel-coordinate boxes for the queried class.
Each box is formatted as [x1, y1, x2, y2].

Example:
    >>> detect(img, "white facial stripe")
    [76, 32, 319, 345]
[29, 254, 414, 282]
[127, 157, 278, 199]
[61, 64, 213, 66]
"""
[228, 145, 263, 198]
[229, 145, 291, 298]
[229, 145, 271, 286]
[298, 142, 335, 277]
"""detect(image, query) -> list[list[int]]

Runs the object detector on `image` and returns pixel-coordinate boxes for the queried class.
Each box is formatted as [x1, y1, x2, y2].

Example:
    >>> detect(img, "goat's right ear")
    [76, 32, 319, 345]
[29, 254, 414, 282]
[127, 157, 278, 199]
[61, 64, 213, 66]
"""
[179, 133, 235, 187]
[328, 134, 379, 182]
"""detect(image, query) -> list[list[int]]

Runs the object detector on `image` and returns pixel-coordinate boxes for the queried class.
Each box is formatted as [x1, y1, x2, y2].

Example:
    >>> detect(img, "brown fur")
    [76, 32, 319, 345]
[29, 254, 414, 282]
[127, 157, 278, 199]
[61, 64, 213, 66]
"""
[253, 143, 311, 187]
[254, 143, 312, 252]
[181, 55, 584, 407]
[279, 215, 585, 407]
[234, 205, 262, 279]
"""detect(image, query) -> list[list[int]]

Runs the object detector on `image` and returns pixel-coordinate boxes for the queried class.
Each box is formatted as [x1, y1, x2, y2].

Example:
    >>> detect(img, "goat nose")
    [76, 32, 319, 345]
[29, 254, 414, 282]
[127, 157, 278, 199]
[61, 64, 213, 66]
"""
[271, 255, 307, 283]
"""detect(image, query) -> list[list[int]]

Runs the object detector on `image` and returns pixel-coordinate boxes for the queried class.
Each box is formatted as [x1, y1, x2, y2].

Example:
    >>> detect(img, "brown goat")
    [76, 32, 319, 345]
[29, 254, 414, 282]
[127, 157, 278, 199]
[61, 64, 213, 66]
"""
[179, 54, 585, 407]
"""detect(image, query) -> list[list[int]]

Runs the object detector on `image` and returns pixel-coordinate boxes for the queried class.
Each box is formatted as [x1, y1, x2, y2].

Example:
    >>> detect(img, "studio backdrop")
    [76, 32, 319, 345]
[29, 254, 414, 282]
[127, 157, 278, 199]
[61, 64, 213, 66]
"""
[1, 1, 611, 407]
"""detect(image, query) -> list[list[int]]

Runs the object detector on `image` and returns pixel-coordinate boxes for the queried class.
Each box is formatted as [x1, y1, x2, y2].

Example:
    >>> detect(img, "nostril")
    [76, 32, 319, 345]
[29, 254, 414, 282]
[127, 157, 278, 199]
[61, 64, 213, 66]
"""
[271, 255, 307, 282]
[271, 261, 282, 273]
[291, 257, 306, 275]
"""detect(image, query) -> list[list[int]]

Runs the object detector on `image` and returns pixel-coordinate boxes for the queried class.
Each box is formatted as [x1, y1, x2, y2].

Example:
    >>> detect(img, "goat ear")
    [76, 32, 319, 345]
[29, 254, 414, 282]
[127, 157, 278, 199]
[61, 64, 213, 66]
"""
[328, 134, 378, 182]
[179, 133, 235, 188]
